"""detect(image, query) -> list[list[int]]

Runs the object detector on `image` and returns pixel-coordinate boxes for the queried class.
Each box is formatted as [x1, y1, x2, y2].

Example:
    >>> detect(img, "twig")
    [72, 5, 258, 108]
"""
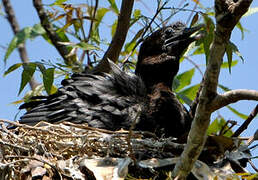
[189, 78, 203, 119]
[82, 0, 98, 67]
[0, 139, 29, 152]
[248, 159, 258, 173]
[33, 0, 74, 66]
[0, 122, 22, 141]
[5, 156, 63, 179]
[2, 0, 38, 90]
[186, 0, 199, 25]
[87, 0, 98, 40]
[219, 120, 237, 135]
[246, 129, 258, 146]
[92, 0, 134, 73]
[232, 104, 258, 137]
[122, 1, 169, 66]
[127, 107, 142, 163]
[184, 56, 204, 76]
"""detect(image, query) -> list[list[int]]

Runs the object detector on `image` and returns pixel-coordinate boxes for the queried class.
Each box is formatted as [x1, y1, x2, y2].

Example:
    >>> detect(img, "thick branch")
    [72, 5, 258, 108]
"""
[3, 0, 38, 90]
[172, 0, 253, 178]
[33, 0, 75, 66]
[212, 89, 258, 111]
[92, 0, 134, 73]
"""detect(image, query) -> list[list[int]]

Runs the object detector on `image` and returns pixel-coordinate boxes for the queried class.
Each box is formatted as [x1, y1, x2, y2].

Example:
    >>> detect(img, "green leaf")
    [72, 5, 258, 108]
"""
[218, 84, 231, 92]
[75, 42, 100, 51]
[134, 9, 141, 19]
[95, 8, 109, 29]
[229, 41, 244, 62]
[225, 42, 233, 73]
[175, 68, 195, 91]
[43, 68, 55, 95]
[92, 8, 109, 43]
[177, 84, 200, 104]
[108, 0, 119, 14]
[221, 60, 238, 69]
[177, 93, 193, 106]
[4, 34, 22, 63]
[236, 22, 247, 40]
[73, 19, 81, 33]
[4, 25, 45, 63]
[227, 105, 248, 120]
[130, 9, 141, 26]
[4, 63, 23, 76]
[180, 39, 198, 62]
[30, 24, 46, 39]
[56, 30, 70, 42]
[192, 43, 204, 55]
[243, 7, 258, 17]
[207, 118, 233, 137]
[111, 20, 118, 37]
[202, 15, 215, 63]
[207, 118, 225, 135]
[123, 28, 144, 54]
[172, 77, 180, 91]
[11, 99, 25, 105]
[19, 63, 36, 95]
[35, 62, 46, 73]
[57, 21, 73, 33]
[50, 0, 68, 6]
[124, 41, 136, 54]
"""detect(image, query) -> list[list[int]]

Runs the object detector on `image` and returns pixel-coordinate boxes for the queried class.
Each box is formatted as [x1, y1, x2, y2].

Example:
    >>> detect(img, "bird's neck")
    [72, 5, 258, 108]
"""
[147, 82, 173, 94]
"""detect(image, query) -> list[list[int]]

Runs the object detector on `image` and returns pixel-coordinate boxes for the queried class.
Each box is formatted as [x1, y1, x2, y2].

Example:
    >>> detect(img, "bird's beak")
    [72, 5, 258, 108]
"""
[183, 24, 205, 40]
[163, 24, 205, 51]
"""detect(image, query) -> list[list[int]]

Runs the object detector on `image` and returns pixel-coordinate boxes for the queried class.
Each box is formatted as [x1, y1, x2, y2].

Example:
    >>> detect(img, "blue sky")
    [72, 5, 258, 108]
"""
[0, 0, 257, 170]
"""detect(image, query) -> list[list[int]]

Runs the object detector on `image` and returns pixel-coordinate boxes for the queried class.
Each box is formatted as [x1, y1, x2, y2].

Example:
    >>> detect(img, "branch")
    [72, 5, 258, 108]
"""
[172, 0, 253, 178]
[92, 0, 134, 73]
[33, 0, 75, 66]
[232, 104, 258, 137]
[2, 0, 38, 90]
[212, 89, 258, 111]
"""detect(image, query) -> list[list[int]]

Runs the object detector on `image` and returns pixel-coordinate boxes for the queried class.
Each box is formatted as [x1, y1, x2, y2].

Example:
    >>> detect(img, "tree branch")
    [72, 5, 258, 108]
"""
[33, 0, 75, 66]
[212, 89, 258, 111]
[232, 104, 258, 137]
[3, 0, 38, 90]
[92, 0, 134, 73]
[172, 0, 253, 178]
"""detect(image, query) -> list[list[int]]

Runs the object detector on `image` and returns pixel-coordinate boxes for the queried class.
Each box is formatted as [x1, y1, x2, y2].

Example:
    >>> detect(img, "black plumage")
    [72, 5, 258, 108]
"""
[19, 22, 203, 138]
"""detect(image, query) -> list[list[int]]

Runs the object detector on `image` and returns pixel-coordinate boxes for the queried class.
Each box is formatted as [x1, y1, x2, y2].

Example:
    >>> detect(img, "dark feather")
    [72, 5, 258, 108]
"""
[20, 22, 203, 138]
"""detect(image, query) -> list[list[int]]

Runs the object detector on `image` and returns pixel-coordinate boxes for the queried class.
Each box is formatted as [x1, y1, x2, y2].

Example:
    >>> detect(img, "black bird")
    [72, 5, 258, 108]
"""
[19, 22, 202, 138]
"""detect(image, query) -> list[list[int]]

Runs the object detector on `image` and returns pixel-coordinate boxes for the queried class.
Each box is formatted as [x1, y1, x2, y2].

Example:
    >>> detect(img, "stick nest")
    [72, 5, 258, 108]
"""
[0, 120, 255, 180]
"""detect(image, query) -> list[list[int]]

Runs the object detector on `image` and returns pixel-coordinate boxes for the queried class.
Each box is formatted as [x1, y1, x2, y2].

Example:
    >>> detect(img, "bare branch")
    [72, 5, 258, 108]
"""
[2, 0, 38, 90]
[212, 89, 258, 111]
[88, 0, 99, 40]
[92, 0, 134, 73]
[85, 0, 98, 67]
[232, 104, 258, 137]
[33, 0, 75, 66]
[122, 1, 168, 66]
[172, 0, 253, 178]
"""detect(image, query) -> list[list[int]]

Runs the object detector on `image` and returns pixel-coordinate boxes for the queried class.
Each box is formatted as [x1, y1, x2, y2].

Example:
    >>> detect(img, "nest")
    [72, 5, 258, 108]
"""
[0, 119, 255, 180]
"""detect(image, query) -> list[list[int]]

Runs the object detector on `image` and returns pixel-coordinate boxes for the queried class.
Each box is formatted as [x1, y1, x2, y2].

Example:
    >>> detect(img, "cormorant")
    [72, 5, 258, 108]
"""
[19, 22, 203, 138]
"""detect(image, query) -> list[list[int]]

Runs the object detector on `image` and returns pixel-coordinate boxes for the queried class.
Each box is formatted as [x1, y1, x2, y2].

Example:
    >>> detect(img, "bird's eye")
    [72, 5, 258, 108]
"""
[165, 28, 173, 36]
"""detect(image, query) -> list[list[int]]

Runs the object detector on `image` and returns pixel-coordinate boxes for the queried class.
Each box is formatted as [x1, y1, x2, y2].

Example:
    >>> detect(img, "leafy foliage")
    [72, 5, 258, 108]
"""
[207, 117, 233, 137]
[4, 24, 45, 63]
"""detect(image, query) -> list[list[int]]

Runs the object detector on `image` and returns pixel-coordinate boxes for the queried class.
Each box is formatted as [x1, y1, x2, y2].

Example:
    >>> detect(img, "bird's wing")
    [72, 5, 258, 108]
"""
[19, 61, 146, 131]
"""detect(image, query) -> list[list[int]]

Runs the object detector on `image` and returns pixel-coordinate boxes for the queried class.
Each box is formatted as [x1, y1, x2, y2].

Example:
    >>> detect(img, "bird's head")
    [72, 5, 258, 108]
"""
[135, 22, 203, 90]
